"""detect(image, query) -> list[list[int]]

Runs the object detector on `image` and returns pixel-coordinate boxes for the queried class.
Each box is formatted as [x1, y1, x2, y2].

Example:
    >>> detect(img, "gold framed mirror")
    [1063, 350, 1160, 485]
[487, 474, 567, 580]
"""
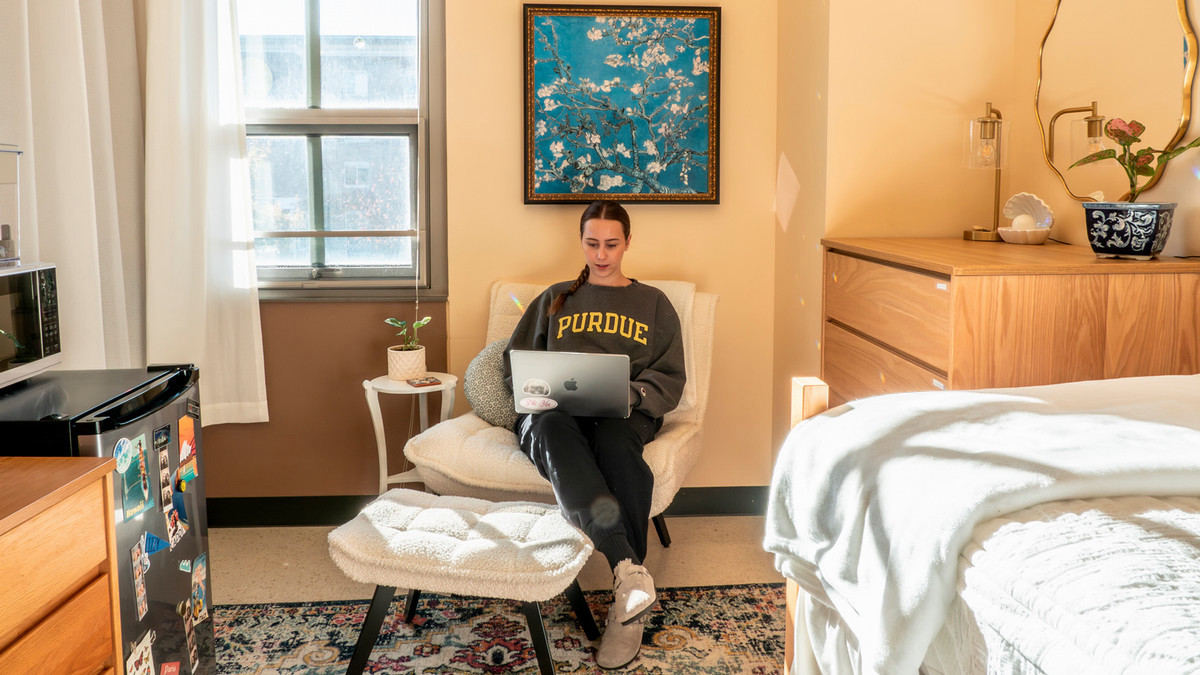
[1035, 0, 1197, 201]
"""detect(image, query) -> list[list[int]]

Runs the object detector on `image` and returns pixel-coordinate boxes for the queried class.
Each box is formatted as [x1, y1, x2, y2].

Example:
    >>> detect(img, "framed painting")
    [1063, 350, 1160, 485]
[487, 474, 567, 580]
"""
[523, 4, 721, 203]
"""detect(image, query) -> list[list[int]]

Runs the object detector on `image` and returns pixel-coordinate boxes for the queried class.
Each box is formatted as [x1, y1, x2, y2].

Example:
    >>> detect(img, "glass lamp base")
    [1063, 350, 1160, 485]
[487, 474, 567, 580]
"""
[963, 229, 1003, 242]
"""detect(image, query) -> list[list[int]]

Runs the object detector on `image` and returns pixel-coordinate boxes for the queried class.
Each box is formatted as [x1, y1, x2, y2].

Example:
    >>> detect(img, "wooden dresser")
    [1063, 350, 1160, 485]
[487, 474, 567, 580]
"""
[0, 457, 122, 675]
[822, 237, 1200, 405]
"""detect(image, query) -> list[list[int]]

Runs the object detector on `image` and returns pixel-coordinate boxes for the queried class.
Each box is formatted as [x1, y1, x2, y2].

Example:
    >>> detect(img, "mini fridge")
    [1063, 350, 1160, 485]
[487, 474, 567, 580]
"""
[0, 365, 215, 674]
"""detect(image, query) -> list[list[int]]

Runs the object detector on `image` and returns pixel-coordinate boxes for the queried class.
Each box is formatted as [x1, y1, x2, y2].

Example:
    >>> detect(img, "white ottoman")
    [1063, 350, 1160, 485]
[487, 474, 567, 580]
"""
[328, 488, 598, 675]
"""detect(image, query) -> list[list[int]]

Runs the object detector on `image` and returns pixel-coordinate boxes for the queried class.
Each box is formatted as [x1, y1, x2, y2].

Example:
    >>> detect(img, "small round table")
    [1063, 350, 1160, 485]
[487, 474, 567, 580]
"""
[362, 372, 458, 494]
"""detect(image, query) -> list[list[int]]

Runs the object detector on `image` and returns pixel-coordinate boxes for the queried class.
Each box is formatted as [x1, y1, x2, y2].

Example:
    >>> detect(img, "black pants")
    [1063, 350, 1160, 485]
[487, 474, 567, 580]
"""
[516, 410, 662, 568]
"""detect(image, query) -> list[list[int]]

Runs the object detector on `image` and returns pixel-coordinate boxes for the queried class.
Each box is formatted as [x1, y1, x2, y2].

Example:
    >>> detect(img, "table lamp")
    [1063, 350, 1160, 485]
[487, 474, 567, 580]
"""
[964, 102, 1006, 242]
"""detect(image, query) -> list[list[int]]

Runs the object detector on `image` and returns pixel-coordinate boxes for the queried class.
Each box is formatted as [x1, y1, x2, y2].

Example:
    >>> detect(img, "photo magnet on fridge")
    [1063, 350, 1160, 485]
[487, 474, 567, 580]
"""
[121, 433, 155, 521]
[131, 539, 149, 620]
[190, 553, 209, 623]
[153, 423, 170, 448]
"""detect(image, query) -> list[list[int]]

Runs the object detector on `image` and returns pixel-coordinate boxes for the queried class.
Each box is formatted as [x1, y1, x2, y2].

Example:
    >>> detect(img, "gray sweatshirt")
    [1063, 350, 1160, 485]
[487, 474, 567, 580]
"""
[504, 280, 686, 419]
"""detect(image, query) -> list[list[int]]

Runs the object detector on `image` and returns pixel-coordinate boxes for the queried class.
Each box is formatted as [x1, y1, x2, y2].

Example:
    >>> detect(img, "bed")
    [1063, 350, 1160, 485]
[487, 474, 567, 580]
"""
[764, 375, 1200, 675]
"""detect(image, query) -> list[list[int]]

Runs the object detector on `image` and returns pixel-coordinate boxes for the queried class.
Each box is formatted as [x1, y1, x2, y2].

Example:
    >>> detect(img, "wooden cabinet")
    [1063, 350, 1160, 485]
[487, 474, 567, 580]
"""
[822, 237, 1200, 405]
[0, 457, 122, 675]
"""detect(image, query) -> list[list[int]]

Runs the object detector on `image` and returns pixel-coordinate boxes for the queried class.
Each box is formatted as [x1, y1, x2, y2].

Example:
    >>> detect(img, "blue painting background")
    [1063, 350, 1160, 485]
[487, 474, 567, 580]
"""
[530, 14, 713, 197]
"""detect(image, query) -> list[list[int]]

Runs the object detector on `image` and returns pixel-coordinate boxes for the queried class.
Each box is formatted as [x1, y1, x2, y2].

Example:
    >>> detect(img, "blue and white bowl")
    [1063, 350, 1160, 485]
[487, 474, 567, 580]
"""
[1082, 201, 1175, 260]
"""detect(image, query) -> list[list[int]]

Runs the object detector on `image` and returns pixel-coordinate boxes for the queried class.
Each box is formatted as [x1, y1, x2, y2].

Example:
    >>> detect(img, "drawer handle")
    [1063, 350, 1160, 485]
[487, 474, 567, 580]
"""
[931, 379, 945, 390]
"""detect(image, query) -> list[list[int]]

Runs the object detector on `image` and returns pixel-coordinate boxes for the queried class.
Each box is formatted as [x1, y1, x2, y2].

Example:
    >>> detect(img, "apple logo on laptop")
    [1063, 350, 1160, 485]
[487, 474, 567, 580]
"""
[564, 378, 578, 391]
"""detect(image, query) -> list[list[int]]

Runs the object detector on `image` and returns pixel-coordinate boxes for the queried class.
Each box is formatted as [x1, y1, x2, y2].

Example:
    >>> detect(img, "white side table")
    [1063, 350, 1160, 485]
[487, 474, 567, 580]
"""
[363, 372, 458, 494]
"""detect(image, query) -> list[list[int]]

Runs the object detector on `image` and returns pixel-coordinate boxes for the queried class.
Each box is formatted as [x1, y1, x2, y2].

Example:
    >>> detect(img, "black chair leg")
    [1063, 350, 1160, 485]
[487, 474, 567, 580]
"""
[652, 513, 671, 548]
[521, 601, 556, 675]
[403, 588, 422, 622]
[346, 585, 396, 675]
[564, 579, 599, 640]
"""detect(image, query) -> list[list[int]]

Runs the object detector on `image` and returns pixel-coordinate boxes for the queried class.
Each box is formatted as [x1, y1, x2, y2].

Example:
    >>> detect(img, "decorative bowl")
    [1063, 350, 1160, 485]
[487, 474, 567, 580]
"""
[997, 227, 1051, 245]
[1082, 201, 1175, 260]
[1002, 192, 1055, 229]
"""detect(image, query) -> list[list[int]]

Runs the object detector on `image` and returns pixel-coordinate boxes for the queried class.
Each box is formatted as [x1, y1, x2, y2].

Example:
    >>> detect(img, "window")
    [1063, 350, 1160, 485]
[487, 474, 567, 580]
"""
[237, 0, 446, 298]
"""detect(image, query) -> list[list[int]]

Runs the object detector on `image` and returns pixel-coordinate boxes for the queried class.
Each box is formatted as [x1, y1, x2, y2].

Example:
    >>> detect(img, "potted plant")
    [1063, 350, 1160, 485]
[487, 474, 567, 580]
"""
[385, 315, 431, 381]
[1070, 118, 1200, 259]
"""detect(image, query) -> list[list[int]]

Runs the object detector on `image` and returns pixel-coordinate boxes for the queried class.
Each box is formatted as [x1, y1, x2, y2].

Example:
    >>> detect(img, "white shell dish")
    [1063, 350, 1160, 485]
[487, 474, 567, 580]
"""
[1002, 192, 1054, 229]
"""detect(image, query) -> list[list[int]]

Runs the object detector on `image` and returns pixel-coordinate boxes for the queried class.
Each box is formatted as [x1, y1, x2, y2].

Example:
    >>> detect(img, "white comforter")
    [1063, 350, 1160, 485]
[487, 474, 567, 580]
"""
[763, 374, 1200, 675]
[928, 495, 1200, 674]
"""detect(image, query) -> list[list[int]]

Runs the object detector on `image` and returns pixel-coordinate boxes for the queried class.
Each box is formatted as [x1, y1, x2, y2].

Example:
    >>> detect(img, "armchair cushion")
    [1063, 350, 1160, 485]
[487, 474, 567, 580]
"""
[464, 338, 517, 430]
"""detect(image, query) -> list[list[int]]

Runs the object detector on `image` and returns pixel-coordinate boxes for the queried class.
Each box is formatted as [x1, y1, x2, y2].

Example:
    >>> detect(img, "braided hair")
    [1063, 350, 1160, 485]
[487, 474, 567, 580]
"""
[548, 201, 631, 316]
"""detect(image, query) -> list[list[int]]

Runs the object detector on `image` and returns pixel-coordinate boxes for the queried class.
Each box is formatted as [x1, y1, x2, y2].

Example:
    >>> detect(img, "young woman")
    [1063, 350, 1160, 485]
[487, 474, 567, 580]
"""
[504, 200, 686, 669]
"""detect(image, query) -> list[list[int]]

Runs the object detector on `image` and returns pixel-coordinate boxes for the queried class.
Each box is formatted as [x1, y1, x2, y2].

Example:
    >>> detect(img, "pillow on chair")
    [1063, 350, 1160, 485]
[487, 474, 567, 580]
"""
[464, 338, 517, 430]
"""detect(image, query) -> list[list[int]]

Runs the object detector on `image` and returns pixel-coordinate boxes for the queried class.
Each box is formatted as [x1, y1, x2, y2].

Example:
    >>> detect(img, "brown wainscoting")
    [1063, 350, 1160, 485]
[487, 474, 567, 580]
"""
[202, 300, 448, 498]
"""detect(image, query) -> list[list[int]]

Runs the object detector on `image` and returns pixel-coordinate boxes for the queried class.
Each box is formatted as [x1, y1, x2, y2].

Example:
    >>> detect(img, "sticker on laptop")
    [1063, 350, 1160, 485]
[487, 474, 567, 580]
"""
[519, 396, 558, 411]
[521, 379, 552, 396]
[519, 379, 557, 410]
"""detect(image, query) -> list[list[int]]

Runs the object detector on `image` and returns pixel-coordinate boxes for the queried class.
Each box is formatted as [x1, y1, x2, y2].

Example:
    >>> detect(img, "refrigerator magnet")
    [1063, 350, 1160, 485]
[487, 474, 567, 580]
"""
[171, 489, 189, 525]
[190, 553, 209, 623]
[144, 532, 169, 556]
[178, 416, 196, 462]
[131, 540, 149, 620]
[126, 630, 155, 675]
[183, 610, 199, 673]
[165, 504, 187, 549]
[158, 446, 173, 510]
[153, 423, 170, 449]
[160, 663, 181, 675]
[186, 398, 200, 419]
[121, 433, 155, 522]
[179, 559, 192, 573]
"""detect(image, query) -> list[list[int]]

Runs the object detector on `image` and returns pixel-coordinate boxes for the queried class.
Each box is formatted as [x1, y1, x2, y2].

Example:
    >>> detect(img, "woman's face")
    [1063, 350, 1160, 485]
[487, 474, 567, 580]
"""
[580, 218, 630, 286]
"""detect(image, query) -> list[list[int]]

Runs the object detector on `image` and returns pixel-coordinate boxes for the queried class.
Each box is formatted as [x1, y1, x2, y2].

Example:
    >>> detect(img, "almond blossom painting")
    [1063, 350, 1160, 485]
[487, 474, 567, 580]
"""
[524, 5, 721, 203]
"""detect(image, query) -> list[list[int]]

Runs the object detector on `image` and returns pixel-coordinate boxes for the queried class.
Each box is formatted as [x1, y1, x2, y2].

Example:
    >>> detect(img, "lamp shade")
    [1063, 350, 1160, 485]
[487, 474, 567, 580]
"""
[965, 114, 1008, 169]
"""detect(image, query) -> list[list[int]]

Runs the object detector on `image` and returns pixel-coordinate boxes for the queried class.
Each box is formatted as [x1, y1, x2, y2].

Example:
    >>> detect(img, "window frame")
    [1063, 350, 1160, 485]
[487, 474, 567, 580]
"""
[244, 0, 447, 301]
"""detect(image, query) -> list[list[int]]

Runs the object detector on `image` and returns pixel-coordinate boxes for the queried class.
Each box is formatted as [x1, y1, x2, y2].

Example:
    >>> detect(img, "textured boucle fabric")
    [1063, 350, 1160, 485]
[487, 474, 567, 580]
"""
[464, 338, 517, 430]
[328, 489, 593, 603]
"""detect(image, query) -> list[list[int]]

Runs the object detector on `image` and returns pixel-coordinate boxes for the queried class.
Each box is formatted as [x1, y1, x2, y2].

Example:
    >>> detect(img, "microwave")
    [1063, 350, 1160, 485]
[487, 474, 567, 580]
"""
[0, 263, 61, 389]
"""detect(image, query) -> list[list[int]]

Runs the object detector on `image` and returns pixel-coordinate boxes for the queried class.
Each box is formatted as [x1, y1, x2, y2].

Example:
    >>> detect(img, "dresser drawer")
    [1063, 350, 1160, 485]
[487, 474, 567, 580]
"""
[825, 251, 951, 371]
[0, 573, 114, 674]
[0, 480, 109, 647]
[823, 322, 947, 404]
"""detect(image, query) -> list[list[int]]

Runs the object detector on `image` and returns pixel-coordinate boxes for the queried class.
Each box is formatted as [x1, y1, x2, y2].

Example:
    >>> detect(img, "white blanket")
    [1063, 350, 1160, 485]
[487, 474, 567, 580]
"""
[763, 374, 1200, 675]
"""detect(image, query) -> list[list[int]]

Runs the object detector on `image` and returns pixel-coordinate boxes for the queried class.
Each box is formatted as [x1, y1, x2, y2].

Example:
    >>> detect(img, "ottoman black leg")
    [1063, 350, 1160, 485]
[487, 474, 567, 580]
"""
[403, 588, 422, 622]
[564, 580, 599, 640]
[347, 585, 396, 675]
[521, 601, 555, 675]
[652, 514, 671, 548]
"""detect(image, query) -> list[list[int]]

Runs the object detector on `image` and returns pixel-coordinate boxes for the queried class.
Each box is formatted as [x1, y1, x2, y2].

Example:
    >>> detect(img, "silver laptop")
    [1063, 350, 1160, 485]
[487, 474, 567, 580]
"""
[510, 350, 630, 418]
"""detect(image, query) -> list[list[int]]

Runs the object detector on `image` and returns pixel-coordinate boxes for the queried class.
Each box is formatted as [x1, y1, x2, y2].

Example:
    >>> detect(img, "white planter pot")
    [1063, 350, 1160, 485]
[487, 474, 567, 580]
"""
[387, 345, 426, 380]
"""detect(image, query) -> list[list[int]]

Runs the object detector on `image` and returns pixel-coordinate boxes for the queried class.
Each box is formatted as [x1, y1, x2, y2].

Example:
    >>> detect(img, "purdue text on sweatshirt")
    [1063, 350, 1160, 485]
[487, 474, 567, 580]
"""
[504, 280, 686, 419]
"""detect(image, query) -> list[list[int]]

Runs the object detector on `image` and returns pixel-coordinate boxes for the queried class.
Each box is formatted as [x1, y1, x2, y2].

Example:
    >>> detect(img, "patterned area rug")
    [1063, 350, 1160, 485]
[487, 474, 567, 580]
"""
[215, 583, 784, 674]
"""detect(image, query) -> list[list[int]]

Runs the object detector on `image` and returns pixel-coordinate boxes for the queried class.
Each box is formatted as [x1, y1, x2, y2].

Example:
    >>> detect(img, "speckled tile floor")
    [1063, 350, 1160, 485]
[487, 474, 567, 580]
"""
[209, 515, 781, 605]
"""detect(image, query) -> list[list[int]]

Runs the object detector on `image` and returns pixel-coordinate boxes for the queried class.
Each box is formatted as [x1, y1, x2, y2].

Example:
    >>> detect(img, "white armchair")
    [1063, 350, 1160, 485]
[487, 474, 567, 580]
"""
[402, 280, 717, 546]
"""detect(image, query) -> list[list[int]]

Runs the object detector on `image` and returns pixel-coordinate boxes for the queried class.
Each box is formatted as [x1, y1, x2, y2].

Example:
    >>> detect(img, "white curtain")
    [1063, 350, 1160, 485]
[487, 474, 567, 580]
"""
[3, 0, 145, 369]
[144, 0, 268, 425]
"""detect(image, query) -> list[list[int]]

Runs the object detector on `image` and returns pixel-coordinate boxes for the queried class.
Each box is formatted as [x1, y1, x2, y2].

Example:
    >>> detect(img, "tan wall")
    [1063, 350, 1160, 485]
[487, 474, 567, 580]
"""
[772, 0, 828, 455]
[1012, 0, 1200, 257]
[204, 301, 448, 497]
[825, 0, 1016, 238]
[444, 0, 779, 487]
